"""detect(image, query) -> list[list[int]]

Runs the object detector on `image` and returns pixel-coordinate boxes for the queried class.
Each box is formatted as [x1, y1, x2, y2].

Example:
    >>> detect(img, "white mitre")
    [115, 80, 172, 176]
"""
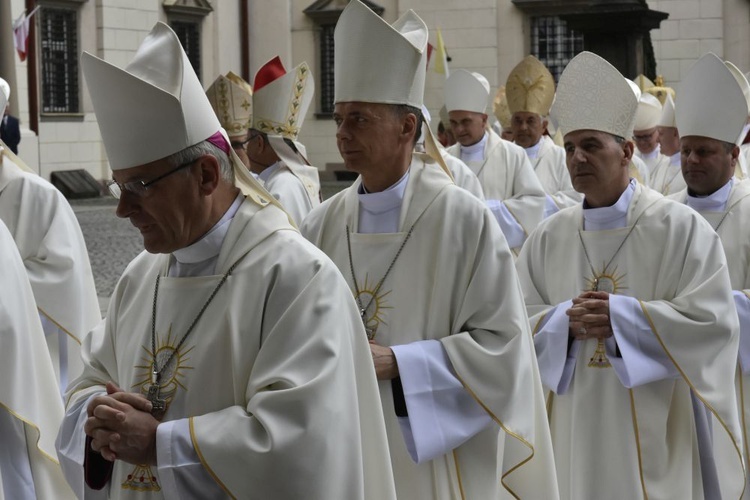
[551, 51, 637, 139]
[82, 22, 277, 206]
[725, 60, 750, 118]
[633, 93, 662, 131]
[334, 0, 427, 108]
[0, 77, 9, 106]
[205, 72, 253, 139]
[657, 92, 676, 128]
[634, 74, 655, 92]
[676, 53, 748, 145]
[445, 70, 490, 114]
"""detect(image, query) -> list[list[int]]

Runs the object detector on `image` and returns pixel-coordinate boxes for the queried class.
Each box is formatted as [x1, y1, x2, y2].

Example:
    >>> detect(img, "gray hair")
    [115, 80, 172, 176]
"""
[167, 140, 235, 184]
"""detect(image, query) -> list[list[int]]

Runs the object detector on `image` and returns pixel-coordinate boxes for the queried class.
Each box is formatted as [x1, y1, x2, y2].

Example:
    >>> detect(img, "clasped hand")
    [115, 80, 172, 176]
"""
[84, 381, 160, 465]
[566, 290, 613, 340]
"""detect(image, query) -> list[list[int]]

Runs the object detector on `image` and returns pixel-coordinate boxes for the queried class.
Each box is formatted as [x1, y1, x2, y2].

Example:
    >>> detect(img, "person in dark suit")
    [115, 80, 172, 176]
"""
[0, 78, 21, 154]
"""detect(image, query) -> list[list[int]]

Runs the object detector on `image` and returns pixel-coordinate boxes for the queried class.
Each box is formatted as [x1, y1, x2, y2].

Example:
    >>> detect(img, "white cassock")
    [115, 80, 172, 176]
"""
[629, 155, 651, 187]
[649, 151, 686, 195]
[301, 154, 559, 500]
[0, 219, 75, 500]
[439, 149, 484, 199]
[55, 195, 396, 500]
[258, 160, 320, 225]
[447, 129, 545, 250]
[516, 181, 744, 499]
[670, 177, 750, 497]
[522, 135, 581, 217]
[0, 145, 101, 397]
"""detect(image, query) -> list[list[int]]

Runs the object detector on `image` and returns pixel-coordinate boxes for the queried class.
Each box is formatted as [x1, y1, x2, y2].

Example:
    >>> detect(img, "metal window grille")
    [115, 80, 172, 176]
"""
[171, 20, 202, 81]
[40, 8, 79, 113]
[530, 16, 584, 82]
[320, 24, 335, 115]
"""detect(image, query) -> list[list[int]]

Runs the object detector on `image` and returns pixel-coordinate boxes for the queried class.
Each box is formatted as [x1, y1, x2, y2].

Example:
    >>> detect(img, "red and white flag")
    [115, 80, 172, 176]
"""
[13, 6, 40, 62]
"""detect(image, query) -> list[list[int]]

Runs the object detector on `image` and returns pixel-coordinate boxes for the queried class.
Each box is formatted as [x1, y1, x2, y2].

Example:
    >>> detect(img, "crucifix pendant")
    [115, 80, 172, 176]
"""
[360, 309, 377, 340]
[592, 278, 599, 292]
[147, 369, 166, 418]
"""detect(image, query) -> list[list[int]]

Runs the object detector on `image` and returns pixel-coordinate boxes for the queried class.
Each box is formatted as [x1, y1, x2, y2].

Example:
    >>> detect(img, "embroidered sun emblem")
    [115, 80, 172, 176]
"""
[584, 263, 627, 294]
[355, 273, 393, 335]
[133, 325, 194, 407]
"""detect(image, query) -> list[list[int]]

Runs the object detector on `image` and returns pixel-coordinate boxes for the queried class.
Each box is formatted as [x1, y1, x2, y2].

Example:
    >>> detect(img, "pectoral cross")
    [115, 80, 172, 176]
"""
[147, 369, 166, 418]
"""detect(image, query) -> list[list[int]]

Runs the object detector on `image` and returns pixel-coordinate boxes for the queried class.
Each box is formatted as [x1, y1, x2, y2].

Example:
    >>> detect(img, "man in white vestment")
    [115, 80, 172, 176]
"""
[0, 219, 75, 499]
[445, 70, 545, 251]
[301, 2, 558, 498]
[55, 22, 396, 500]
[632, 92, 669, 177]
[418, 106, 483, 199]
[245, 56, 321, 224]
[0, 89, 100, 399]
[205, 71, 254, 170]
[651, 92, 687, 195]
[516, 51, 745, 499]
[668, 53, 750, 496]
[506, 55, 581, 218]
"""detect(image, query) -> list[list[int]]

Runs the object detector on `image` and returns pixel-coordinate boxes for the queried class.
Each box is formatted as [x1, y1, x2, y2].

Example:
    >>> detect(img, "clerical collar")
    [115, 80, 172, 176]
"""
[258, 160, 283, 183]
[358, 170, 409, 214]
[638, 146, 660, 160]
[582, 180, 636, 230]
[171, 193, 244, 266]
[669, 151, 680, 166]
[459, 132, 488, 162]
[523, 138, 543, 160]
[687, 178, 733, 212]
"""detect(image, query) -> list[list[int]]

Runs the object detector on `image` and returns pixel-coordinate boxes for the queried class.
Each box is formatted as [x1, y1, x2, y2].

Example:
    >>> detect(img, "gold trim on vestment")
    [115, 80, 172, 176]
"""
[38, 307, 82, 344]
[0, 400, 60, 464]
[454, 372, 532, 500]
[545, 392, 554, 419]
[189, 417, 237, 500]
[452, 450, 466, 500]
[738, 364, 750, 473]
[639, 300, 747, 496]
[628, 389, 649, 500]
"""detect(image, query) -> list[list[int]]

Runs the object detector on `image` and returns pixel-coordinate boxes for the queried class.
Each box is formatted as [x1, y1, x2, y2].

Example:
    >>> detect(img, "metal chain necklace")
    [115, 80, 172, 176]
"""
[345, 223, 416, 340]
[147, 257, 243, 417]
[577, 209, 646, 368]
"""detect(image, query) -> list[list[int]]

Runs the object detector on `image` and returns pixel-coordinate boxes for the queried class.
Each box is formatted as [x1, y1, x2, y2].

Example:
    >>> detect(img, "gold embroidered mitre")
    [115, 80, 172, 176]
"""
[205, 72, 253, 138]
[492, 86, 511, 128]
[505, 55, 555, 116]
[644, 76, 675, 106]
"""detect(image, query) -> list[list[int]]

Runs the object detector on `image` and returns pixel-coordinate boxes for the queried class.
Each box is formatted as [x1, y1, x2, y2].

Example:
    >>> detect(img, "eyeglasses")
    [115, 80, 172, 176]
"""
[107, 158, 198, 199]
[230, 138, 251, 149]
[633, 131, 658, 141]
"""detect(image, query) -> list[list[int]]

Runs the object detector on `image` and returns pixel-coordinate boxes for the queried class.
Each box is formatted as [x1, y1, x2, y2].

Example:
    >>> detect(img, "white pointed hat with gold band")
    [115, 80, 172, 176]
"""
[334, 0, 452, 180]
[81, 22, 284, 214]
[505, 55, 555, 117]
[676, 53, 748, 145]
[551, 51, 638, 139]
[633, 93, 662, 132]
[444, 70, 490, 114]
[657, 92, 677, 128]
[205, 72, 253, 139]
[252, 56, 320, 202]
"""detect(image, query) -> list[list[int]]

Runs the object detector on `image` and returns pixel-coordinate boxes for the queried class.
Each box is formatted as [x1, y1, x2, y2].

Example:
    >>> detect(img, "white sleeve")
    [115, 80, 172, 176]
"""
[608, 294, 680, 387]
[485, 199, 526, 249]
[0, 407, 35, 499]
[55, 393, 109, 500]
[390, 340, 492, 464]
[734, 291, 750, 374]
[533, 300, 578, 394]
[543, 194, 561, 219]
[156, 419, 225, 499]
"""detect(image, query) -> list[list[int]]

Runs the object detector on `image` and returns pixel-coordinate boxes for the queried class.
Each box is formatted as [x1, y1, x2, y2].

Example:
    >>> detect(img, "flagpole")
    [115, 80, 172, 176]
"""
[0, 2, 19, 114]
[25, 0, 38, 135]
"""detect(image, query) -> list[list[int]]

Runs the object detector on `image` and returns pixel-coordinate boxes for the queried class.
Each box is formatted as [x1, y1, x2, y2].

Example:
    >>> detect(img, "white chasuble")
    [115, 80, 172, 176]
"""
[301, 155, 558, 500]
[439, 150, 484, 200]
[0, 220, 74, 500]
[0, 146, 101, 396]
[516, 183, 744, 499]
[258, 161, 320, 225]
[57, 200, 395, 500]
[629, 155, 651, 187]
[447, 130, 545, 242]
[672, 178, 750, 497]
[649, 153, 685, 195]
[528, 136, 581, 214]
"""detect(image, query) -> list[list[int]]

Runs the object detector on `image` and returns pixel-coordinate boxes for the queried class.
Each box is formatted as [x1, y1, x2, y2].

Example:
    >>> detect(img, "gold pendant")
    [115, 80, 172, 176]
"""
[588, 339, 611, 368]
[121, 464, 161, 492]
